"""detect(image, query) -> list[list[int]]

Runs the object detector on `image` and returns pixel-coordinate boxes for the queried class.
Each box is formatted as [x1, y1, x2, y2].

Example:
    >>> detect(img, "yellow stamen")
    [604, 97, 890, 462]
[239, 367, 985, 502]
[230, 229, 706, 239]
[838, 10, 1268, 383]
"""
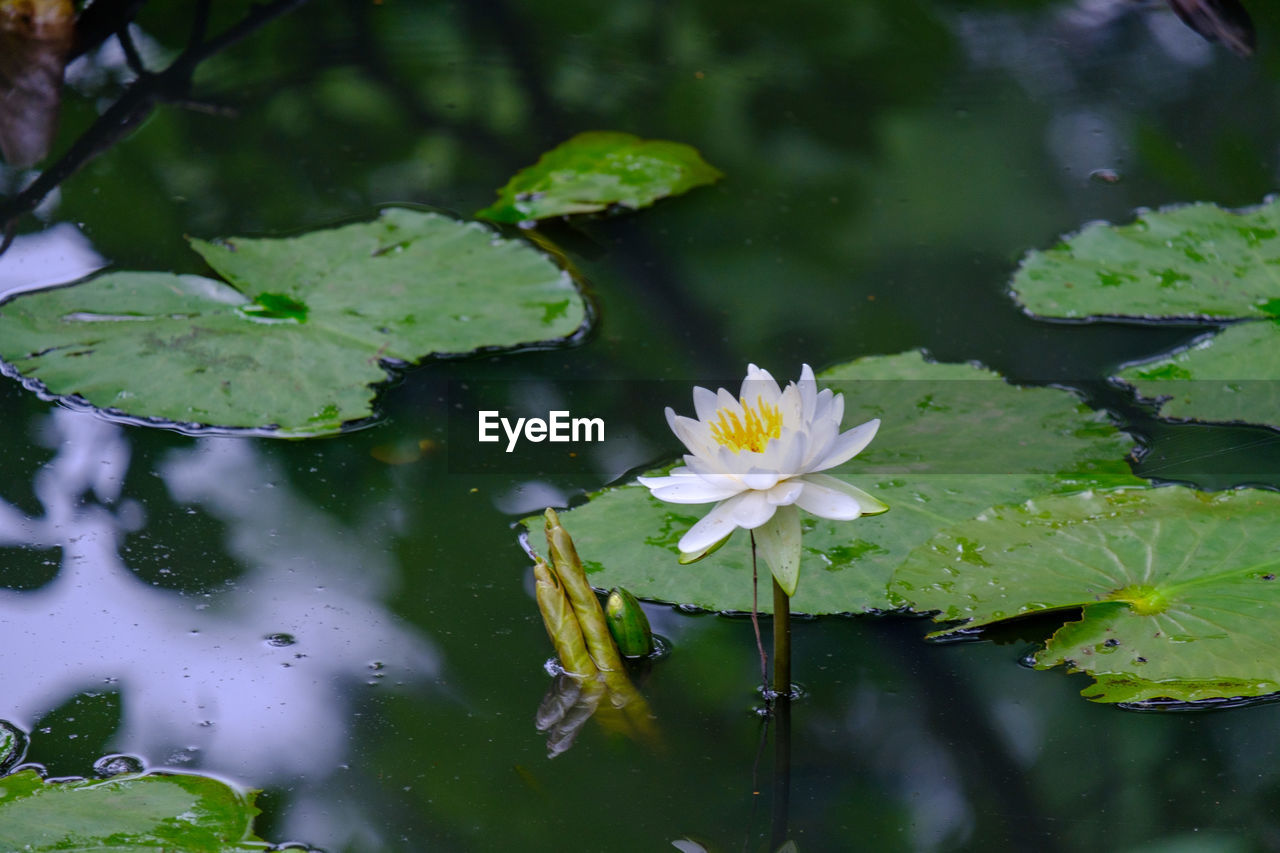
[709, 395, 782, 453]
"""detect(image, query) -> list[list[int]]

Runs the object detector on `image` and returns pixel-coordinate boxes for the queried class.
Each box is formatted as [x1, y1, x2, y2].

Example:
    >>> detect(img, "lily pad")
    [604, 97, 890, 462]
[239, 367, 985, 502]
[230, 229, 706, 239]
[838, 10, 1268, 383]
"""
[0, 768, 273, 851]
[891, 487, 1280, 703]
[538, 351, 1143, 615]
[0, 208, 585, 435]
[1116, 320, 1280, 427]
[476, 131, 723, 224]
[1011, 199, 1280, 319]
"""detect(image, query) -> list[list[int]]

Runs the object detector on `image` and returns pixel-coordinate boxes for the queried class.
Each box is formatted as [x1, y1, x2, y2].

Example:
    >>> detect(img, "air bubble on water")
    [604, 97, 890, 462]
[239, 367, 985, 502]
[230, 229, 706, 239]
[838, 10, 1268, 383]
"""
[166, 747, 200, 765]
[0, 720, 30, 774]
[93, 753, 144, 778]
[264, 632, 297, 647]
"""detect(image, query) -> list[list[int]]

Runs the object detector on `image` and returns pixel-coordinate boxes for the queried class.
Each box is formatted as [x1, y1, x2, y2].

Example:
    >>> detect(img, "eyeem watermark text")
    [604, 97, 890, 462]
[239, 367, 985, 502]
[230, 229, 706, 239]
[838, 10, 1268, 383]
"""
[478, 410, 605, 452]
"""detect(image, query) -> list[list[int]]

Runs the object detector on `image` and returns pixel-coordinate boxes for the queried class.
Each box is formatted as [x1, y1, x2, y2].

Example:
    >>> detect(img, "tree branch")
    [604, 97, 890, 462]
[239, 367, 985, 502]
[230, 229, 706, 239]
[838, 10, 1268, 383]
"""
[0, 0, 312, 253]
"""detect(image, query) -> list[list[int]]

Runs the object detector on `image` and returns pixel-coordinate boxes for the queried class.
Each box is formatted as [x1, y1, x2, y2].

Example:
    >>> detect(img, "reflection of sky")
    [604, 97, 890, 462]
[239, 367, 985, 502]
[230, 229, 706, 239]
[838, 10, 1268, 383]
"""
[0, 408, 437, 846]
[0, 223, 104, 298]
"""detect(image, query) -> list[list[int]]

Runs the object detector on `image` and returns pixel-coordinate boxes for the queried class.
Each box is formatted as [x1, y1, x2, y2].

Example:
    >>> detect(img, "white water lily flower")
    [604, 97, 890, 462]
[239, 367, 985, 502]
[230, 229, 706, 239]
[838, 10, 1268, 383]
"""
[638, 364, 888, 596]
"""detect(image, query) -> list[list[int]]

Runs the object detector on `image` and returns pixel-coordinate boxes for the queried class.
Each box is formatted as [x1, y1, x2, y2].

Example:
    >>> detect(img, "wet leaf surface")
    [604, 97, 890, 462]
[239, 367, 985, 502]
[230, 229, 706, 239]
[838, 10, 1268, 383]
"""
[892, 487, 1280, 703]
[1011, 199, 1280, 319]
[1116, 320, 1280, 428]
[476, 131, 723, 223]
[0, 208, 585, 435]
[536, 351, 1143, 615]
[0, 768, 272, 851]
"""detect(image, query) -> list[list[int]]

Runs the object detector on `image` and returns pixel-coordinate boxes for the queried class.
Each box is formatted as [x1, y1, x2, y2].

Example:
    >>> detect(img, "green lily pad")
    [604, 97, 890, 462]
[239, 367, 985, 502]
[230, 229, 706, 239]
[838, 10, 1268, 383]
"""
[1116, 320, 1280, 427]
[0, 769, 274, 851]
[891, 487, 1280, 703]
[1011, 199, 1280, 319]
[476, 131, 723, 223]
[538, 351, 1143, 615]
[0, 208, 585, 435]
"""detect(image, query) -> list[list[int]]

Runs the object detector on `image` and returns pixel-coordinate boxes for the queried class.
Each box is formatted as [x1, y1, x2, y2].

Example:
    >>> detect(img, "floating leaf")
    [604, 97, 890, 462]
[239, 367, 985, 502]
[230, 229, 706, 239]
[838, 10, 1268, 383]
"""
[476, 131, 723, 224]
[891, 487, 1280, 703]
[1116, 320, 1280, 427]
[1011, 199, 1280, 319]
[0, 208, 585, 435]
[537, 352, 1143, 615]
[0, 768, 274, 851]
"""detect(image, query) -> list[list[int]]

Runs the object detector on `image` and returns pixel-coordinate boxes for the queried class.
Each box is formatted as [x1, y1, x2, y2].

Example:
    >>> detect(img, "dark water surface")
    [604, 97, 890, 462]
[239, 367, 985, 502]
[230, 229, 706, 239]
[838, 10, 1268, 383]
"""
[3, 1, 1280, 850]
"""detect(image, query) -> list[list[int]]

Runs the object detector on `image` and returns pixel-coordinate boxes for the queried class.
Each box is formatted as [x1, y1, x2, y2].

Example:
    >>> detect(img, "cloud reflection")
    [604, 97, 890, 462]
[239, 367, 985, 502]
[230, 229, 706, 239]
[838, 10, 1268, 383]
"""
[0, 223, 105, 299]
[0, 409, 436, 835]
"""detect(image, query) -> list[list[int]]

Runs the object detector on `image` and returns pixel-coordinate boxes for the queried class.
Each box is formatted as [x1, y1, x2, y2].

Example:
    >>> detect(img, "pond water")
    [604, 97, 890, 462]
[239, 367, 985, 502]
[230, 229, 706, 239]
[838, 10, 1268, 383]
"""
[3, 1, 1280, 850]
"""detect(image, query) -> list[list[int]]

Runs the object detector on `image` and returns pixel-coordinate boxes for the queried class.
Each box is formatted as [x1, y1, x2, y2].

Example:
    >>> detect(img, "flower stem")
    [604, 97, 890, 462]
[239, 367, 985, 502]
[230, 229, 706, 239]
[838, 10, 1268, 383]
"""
[749, 531, 768, 695]
[772, 576, 791, 699]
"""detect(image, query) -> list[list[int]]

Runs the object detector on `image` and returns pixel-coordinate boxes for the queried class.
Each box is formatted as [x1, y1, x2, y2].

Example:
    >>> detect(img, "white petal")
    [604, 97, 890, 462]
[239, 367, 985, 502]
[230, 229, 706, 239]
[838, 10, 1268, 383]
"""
[670, 413, 720, 460]
[791, 479, 863, 520]
[741, 468, 781, 491]
[779, 383, 804, 428]
[767, 479, 804, 505]
[777, 430, 807, 475]
[798, 418, 834, 468]
[717, 443, 755, 476]
[692, 385, 720, 422]
[755, 432, 786, 468]
[647, 476, 745, 504]
[754, 504, 802, 596]
[810, 418, 880, 472]
[636, 465, 696, 485]
[812, 387, 836, 424]
[678, 498, 742, 553]
[798, 364, 817, 421]
[678, 531, 733, 564]
[828, 392, 844, 429]
[741, 365, 782, 404]
[684, 453, 730, 479]
[716, 387, 740, 415]
[799, 473, 889, 516]
[730, 489, 777, 529]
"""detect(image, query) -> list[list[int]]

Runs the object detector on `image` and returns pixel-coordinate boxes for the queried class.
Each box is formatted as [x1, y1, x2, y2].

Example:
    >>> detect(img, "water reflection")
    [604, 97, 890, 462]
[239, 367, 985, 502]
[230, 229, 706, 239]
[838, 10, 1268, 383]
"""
[0, 408, 437, 843]
[0, 222, 103, 299]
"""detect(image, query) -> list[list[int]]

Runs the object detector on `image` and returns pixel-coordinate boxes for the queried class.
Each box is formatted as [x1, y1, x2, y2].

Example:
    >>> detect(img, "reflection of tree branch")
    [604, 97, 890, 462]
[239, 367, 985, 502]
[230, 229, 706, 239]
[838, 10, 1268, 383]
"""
[870, 620, 1061, 853]
[184, 0, 211, 54]
[0, 0, 310, 254]
[115, 24, 146, 76]
[460, 0, 564, 140]
[69, 0, 146, 60]
[342, 0, 514, 164]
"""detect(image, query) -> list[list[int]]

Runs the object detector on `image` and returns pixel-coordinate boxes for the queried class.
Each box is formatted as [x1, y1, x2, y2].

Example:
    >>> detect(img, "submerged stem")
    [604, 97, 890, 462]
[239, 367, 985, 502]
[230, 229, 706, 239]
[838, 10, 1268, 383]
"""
[772, 577, 791, 700]
[749, 531, 768, 696]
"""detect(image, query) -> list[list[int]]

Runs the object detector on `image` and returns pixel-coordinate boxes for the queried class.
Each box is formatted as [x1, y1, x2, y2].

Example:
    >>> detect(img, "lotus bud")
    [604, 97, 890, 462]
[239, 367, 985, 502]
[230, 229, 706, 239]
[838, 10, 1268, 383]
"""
[543, 508, 627, 673]
[605, 587, 654, 658]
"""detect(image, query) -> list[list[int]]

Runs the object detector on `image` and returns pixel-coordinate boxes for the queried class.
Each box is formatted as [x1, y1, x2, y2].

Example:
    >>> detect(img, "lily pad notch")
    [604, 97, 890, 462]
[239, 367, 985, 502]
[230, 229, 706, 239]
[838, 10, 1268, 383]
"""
[1009, 195, 1280, 429]
[892, 487, 1280, 705]
[0, 208, 590, 437]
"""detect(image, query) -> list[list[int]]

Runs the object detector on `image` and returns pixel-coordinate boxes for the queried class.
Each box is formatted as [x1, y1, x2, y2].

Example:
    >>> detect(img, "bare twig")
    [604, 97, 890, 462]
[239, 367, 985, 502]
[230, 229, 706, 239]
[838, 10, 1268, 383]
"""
[115, 22, 146, 75]
[0, 0, 311, 250]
